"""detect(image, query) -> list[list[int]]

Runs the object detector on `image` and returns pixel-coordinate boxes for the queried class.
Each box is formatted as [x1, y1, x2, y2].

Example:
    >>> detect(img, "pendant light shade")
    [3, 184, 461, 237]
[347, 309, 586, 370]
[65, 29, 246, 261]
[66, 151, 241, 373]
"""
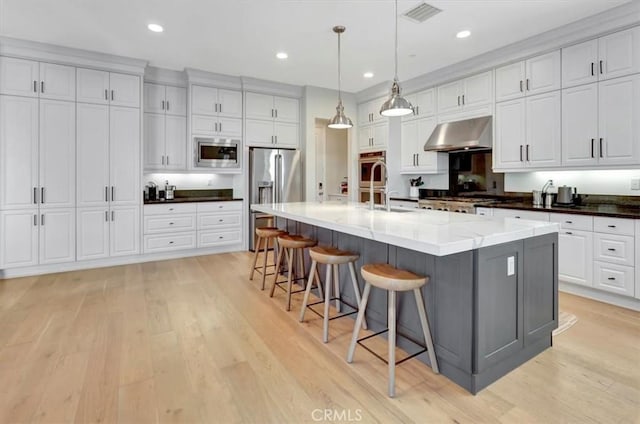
[328, 25, 353, 129]
[380, 0, 413, 117]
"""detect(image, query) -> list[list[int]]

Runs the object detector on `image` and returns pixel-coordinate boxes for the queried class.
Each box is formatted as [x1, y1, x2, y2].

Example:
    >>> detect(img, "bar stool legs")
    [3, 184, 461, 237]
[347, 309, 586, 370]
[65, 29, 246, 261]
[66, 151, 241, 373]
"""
[269, 234, 318, 311]
[250, 227, 287, 290]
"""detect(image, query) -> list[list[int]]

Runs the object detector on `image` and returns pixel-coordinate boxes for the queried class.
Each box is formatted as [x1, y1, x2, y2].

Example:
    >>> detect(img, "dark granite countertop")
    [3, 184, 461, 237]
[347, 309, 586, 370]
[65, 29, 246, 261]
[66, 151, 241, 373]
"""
[389, 197, 419, 202]
[485, 201, 640, 219]
[144, 197, 243, 205]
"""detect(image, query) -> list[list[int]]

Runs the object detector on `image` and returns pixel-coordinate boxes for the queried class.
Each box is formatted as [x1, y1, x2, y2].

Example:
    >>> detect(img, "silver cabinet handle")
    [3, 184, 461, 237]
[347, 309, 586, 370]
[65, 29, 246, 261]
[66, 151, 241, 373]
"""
[219, 219, 224, 222]
[111, 186, 115, 201]
[166, 101, 170, 111]
[271, 109, 274, 118]
[41, 81, 44, 93]
[462, 94, 465, 105]
[274, 109, 277, 118]
[526, 79, 530, 91]
[105, 89, 108, 100]
[526, 144, 530, 161]
[215, 103, 218, 113]
[275, 135, 277, 143]
[162, 100, 165, 110]
[111, 210, 115, 221]
[41, 187, 45, 204]
[105, 186, 108, 202]
[219, 122, 222, 132]
[607, 277, 616, 281]
[33, 81, 37, 93]
[519, 80, 523, 92]
[599, 138, 604, 158]
[219, 103, 222, 113]
[591, 138, 595, 158]
[41, 214, 44, 225]
[457, 95, 461, 106]
[166, 156, 169, 165]
[169, 222, 174, 225]
[608, 225, 616, 228]
[519, 145, 523, 162]
[416, 106, 419, 115]
[565, 220, 573, 224]
[33, 214, 37, 226]
[105, 211, 109, 222]
[169, 241, 174, 244]
[599, 60, 603, 74]
[416, 154, 419, 166]
[607, 248, 616, 251]
[111, 90, 114, 101]
[591, 62, 595, 76]
[565, 231, 573, 235]
[162, 155, 165, 165]
[33, 187, 37, 204]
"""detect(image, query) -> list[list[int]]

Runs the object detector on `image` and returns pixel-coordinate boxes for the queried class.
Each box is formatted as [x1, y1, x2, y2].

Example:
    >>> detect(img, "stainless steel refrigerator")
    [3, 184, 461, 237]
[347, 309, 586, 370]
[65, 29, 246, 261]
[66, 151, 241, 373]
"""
[249, 148, 302, 251]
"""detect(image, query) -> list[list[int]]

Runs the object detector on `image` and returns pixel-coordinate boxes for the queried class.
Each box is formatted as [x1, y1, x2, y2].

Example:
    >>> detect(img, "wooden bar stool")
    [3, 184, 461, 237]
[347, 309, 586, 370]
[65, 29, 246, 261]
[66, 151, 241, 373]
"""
[346, 263, 439, 397]
[270, 234, 321, 311]
[299, 246, 367, 343]
[250, 227, 287, 290]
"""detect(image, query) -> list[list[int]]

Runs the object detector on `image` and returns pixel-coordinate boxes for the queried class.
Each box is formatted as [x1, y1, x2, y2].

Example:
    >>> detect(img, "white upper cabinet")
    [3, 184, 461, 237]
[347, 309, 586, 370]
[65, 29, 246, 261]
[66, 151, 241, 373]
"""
[246, 92, 299, 147]
[400, 116, 447, 174]
[494, 98, 527, 169]
[357, 97, 386, 125]
[562, 26, 640, 88]
[164, 115, 187, 169]
[437, 70, 493, 114]
[0, 95, 39, 210]
[144, 83, 165, 114]
[245, 92, 298, 122]
[562, 83, 599, 166]
[402, 88, 435, 121]
[495, 51, 560, 102]
[273, 96, 299, 122]
[110, 106, 140, 205]
[0, 58, 75, 101]
[274, 122, 299, 148]
[77, 68, 139, 107]
[77, 103, 110, 207]
[165, 85, 187, 116]
[144, 113, 165, 169]
[192, 85, 242, 118]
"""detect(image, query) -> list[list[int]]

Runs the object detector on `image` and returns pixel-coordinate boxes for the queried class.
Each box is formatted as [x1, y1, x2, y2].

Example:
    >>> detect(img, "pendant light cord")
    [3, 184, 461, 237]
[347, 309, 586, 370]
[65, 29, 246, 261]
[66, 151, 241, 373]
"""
[394, 0, 398, 81]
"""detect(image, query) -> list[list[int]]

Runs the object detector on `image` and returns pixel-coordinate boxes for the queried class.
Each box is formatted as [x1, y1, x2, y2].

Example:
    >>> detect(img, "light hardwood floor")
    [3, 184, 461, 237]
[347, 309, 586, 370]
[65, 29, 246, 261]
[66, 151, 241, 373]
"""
[0, 252, 638, 423]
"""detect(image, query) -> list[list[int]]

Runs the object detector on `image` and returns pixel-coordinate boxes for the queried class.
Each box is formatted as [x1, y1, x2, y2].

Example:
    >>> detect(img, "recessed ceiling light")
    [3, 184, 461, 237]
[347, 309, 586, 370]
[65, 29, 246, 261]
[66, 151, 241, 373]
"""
[456, 30, 471, 39]
[276, 52, 288, 60]
[363, 72, 374, 78]
[147, 23, 164, 33]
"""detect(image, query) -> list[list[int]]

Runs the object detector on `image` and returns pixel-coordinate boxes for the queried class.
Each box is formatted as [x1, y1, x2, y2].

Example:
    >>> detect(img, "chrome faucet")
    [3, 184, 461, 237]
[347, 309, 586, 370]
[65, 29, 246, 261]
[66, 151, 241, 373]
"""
[370, 159, 389, 211]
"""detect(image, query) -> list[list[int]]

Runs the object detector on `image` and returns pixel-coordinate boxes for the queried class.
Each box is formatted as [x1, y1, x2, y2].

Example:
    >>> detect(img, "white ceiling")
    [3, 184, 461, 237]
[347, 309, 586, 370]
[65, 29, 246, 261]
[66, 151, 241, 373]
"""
[0, 0, 632, 92]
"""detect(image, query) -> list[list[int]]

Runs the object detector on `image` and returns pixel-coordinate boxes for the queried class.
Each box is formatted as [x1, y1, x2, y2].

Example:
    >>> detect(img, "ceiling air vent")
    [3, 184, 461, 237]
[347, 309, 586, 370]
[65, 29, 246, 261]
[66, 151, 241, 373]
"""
[402, 2, 442, 23]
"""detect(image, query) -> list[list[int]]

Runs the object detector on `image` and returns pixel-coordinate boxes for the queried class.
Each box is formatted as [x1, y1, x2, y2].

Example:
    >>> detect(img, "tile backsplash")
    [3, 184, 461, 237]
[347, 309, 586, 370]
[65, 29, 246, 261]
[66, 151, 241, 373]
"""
[505, 170, 640, 196]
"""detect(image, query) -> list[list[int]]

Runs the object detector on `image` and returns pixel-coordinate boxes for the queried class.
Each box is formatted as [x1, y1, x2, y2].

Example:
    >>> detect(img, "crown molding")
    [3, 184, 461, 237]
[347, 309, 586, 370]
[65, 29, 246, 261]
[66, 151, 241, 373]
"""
[0, 36, 147, 74]
[144, 66, 187, 87]
[241, 76, 303, 98]
[185, 68, 242, 90]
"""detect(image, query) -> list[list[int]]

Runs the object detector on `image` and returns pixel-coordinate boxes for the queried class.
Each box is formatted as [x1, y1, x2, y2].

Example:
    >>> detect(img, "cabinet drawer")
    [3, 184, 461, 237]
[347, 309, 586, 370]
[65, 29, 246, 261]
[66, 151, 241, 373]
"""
[198, 230, 242, 248]
[593, 261, 635, 297]
[492, 208, 549, 221]
[143, 214, 196, 234]
[593, 217, 635, 236]
[198, 213, 241, 230]
[594, 233, 635, 266]
[144, 232, 196, 253]
[144, 203, 197, 215]
[549, 213, 593, 231]
[197, 201, 242, 212]
[475, 207, 493, 217]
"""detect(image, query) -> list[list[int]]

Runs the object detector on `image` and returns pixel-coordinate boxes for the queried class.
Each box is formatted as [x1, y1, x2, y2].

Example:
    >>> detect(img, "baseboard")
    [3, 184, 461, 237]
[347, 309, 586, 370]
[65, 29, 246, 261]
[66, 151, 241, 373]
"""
[559, 281, 640, 312]
[0, 243, 243, 279]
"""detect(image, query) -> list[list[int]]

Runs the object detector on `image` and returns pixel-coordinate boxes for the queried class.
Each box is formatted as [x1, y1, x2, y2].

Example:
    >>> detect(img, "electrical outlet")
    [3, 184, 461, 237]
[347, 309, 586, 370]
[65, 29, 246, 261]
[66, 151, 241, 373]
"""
[507, 256, 515, 276]
[631, 178, 640, 190]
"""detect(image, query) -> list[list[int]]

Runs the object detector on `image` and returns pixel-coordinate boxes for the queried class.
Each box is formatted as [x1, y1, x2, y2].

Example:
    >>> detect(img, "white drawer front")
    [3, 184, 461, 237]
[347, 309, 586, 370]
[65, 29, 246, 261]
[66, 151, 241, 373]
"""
[198, 230, 241, 248]
[192, 114, 217, 135]
[475, 207, 493, 217]
[198, 213, 241, 230]
[594, 233, 635, 266]
[493, 208, 549, 221]
[144, 203, 197, 215]
[549, 213, 593, 231]
[143, 214, 196, 234]
[197, 201, 242, 212]
[593, 217, 635, 236]
[144, 232, 196, 253]
[593, 261, 635, 297]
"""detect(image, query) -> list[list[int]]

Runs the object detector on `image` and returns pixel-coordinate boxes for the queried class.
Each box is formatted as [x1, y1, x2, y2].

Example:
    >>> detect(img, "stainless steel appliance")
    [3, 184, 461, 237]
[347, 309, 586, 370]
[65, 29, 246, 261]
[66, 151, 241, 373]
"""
[194, 137, 240, 168]
[359, 188, 385, 206]
[556, 186, 577, 205]
[249, 148, 302, 251]
[418, 197, 495, 214]
[359, 151, 386, 189]
[165, 184, 175, 200]
[424, 116, 492, 152]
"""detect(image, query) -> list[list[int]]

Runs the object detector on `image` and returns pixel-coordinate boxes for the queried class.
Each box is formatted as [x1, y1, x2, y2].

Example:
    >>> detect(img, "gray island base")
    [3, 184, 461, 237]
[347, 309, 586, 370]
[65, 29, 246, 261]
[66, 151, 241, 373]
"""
[272, 215, 558, 395]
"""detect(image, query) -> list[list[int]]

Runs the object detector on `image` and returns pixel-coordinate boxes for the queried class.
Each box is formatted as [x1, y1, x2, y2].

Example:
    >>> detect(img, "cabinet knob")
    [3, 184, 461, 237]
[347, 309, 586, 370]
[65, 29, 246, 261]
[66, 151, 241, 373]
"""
[607, 248, 616, 251]
[607, 277, 615, 281]
[608, 225, 616, 228]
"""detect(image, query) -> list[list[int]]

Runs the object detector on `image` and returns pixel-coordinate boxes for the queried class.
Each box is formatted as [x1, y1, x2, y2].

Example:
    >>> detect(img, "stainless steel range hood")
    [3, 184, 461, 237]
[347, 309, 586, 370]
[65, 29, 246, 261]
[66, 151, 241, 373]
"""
[423, 115, 492, 153]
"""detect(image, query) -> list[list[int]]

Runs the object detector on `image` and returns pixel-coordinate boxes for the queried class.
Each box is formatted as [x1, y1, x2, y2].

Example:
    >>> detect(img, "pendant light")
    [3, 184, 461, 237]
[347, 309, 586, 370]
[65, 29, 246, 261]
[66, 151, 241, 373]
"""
[380, 0, 413, 117]
[328, 25, 353, 129]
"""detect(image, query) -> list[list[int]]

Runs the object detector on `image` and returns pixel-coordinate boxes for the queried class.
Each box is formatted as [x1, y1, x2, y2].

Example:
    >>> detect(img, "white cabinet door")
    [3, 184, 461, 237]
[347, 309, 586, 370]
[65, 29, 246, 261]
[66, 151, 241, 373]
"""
[598, 74, 640, 166]
[593, 261, 634, 297]
[358, 101, 373, 125]
[274, 122, 298, 148]
[144, 83, 165, 114]
[463, 71, 493, 108]
[525, 50, 561, 96]
[526, 91, 561, 168]
[39, 63, 75, 102]
[165, 115, 187, 170]
[495, 61, 526, 102]
[561, 84, 598, 167]
[39, 208, 75, 265]
[77, 207, 110, 261]
[109, 73, 140, 108]
[192, 85, 218, 116]
[217, 117, 243, 137]
[0, 95, 38, 210]
[0, 57, 39, 98]
[371, 122, 388, 149]
[562, 39, 599, 88]
[246, 119, 275, 147]
[77, 103, 109, 207]
[359, 125, 372, 150]
[191, 115, 217, 135]
[110, 106, 140, 205]
[217, 89, 242, 118]
[437, 80, 462, 114]
[400, 120, 418, 170]
[0, 209, 38, 268]
[76, 68, 109, 105]
[599, 26, 640, 81]
[416, 117, 444, 172]
[558, 229, 593, 287]
[494, 99, 526, 169]
[110, 206, 140, 256]
[415, 88, 435, 117]
[39, 99, 76, 209]
[144, 113, 165, 169]
[274, 96, 299, 122]
[245, 92, 274, 120]
[165, 86, 187, 116]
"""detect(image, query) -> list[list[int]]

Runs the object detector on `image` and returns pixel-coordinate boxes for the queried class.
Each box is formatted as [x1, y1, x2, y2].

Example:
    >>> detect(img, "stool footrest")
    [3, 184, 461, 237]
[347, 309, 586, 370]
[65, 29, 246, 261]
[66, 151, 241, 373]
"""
[356, 329, 428, 366]
[306, 297, 358, 321]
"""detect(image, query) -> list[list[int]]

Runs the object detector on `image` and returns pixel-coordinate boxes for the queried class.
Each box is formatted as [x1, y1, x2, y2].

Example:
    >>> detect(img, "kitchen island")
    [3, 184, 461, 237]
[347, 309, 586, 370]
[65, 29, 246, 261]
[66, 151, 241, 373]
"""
[252, 201, 560, 394]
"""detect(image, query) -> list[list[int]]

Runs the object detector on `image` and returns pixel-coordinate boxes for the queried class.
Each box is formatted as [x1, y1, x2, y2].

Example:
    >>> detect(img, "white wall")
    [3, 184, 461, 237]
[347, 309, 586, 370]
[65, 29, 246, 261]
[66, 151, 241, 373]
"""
[303, 86, 357, 201]
[505, 170, 640, 196]
[325, 126, 348, 196]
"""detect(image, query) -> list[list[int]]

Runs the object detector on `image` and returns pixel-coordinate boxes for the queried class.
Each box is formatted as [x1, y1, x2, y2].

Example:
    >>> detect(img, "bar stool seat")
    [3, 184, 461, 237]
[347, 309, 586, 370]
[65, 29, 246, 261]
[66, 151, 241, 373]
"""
[270, 234, 320, 311]
[300, 246, 367, 343]
[250, 227, 287, 290]
[347, 263, 439, 397]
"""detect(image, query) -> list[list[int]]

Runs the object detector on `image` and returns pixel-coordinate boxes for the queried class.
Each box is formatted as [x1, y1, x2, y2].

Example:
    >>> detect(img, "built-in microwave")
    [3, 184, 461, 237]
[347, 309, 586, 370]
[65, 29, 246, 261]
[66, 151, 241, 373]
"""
[195, 137, 239, 168]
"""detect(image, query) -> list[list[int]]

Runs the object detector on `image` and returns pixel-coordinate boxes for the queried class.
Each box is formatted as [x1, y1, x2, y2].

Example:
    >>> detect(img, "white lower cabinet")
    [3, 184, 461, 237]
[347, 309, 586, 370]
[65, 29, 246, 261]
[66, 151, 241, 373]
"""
[558, 229, 593, 287]
[593, 261, 635, 297]
[110, 206, 140, 257]
[77, 206, 140, 260]
[198, 230, 241, 248]
[39, 208, 75, 264]
[144, 232, 197, 253]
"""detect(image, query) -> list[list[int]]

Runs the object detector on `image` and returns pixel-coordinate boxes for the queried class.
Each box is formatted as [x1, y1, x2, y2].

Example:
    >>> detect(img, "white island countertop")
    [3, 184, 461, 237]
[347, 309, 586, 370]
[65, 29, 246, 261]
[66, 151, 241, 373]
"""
[252, 201, 559, 256]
